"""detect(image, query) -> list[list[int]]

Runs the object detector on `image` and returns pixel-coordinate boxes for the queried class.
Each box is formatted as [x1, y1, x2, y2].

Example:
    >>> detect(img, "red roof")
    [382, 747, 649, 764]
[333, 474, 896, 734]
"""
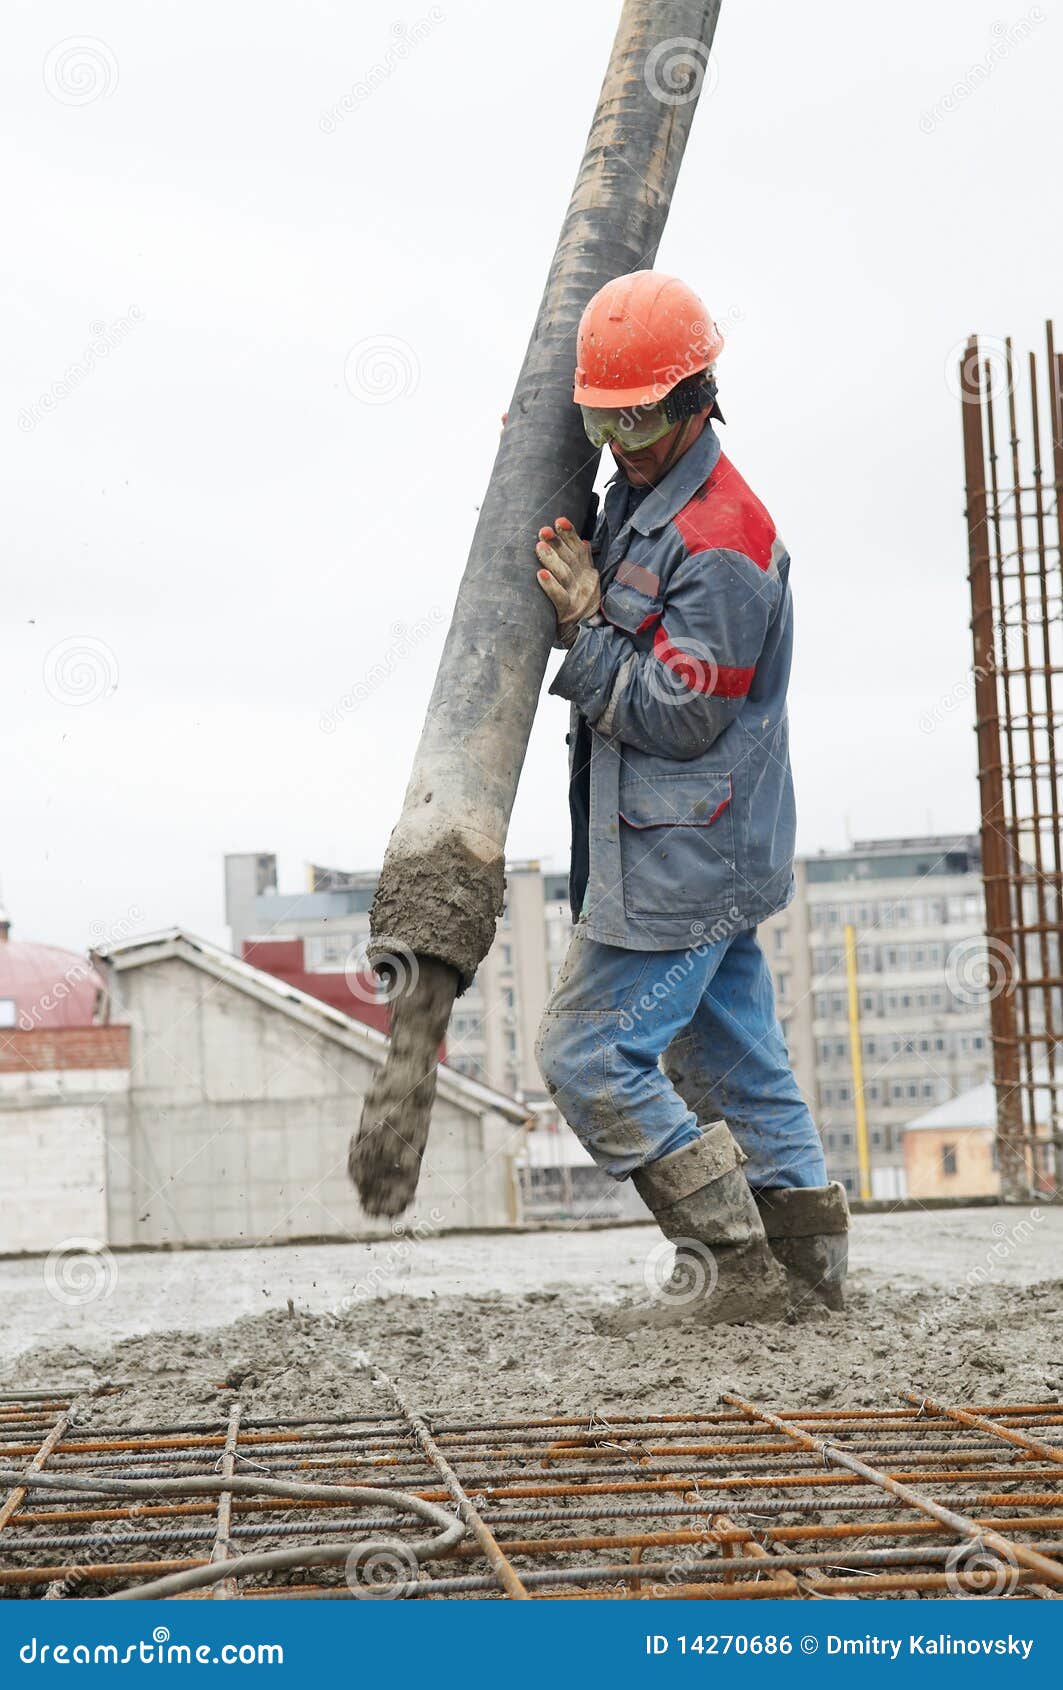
[0, 940, 103, 1030]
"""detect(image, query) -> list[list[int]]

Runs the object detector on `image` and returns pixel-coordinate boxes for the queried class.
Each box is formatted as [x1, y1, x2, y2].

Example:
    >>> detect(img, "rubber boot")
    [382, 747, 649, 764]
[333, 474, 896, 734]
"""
[753, 1183, 850, 1311]
[612, 1122, 789, 1331]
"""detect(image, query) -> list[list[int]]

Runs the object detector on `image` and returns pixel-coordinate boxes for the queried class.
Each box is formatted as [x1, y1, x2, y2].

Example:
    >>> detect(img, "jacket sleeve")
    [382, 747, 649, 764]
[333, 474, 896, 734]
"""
[549, 548, 780, 761]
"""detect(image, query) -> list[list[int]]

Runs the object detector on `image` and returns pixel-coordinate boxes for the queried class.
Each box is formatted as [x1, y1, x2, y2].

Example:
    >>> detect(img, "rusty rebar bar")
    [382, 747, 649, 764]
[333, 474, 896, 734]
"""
[723, 1392, 1063, 1590]
[374, 1365, 530, 1600]
[5, 1389, 1063, 1600]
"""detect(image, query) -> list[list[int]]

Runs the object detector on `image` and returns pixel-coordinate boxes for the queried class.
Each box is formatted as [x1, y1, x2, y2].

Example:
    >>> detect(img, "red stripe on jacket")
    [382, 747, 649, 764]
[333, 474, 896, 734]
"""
[673, 453, 776, 570]
[652, 626, 755, 698]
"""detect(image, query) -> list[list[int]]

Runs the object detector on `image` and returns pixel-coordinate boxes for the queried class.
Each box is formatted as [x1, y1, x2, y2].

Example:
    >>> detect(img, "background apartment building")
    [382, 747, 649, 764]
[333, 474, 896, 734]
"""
[225, 853, 571, 1101]
[779, 836, 993, 1198]
[226, 832, 995, 1202]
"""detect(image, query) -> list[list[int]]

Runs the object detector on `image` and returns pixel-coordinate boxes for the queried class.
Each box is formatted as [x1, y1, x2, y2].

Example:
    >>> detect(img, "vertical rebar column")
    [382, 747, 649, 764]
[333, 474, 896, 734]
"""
[960, 328, 1063, 1198]
[961, 337, 1026, 1197]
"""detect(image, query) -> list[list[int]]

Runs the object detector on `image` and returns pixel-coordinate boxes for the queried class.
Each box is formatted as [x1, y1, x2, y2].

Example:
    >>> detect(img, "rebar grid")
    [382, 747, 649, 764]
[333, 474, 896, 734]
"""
[2, 1384, 1063, 1600]
[961, 324, 1063, 1197]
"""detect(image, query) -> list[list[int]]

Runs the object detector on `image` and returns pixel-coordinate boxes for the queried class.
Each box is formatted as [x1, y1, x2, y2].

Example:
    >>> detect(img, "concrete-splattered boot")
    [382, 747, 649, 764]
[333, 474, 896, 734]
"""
[753, 1183, 850, 1311]
[614, 1122, 789, 1330]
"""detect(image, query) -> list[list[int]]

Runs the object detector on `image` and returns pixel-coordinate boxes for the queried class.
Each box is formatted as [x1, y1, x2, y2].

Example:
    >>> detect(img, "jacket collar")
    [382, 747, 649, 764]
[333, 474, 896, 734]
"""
[622, 423, 722, 536]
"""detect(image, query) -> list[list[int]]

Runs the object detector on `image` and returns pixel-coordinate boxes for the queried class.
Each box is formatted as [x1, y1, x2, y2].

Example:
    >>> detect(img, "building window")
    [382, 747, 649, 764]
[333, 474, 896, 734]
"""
[941, 1143, 958, 1177]
[0, 998, 15, 1028]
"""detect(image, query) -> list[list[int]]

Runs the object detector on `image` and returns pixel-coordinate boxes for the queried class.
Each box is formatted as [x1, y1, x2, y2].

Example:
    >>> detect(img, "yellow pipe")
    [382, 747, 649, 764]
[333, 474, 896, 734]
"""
[844, 923, 872, 1201]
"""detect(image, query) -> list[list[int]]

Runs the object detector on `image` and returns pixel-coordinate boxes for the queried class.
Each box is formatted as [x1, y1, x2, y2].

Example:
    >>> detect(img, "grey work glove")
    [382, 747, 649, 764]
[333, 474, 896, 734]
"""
[535, 517, 601, 648]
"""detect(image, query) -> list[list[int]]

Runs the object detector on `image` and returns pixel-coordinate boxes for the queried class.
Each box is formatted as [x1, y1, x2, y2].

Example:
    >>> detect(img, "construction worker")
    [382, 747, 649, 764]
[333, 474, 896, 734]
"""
[533, 271, 848, 1325]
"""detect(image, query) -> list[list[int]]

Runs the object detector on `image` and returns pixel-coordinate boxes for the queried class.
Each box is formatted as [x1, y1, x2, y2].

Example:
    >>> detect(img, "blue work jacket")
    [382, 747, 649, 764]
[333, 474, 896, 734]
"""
[550, 424, 796, 951]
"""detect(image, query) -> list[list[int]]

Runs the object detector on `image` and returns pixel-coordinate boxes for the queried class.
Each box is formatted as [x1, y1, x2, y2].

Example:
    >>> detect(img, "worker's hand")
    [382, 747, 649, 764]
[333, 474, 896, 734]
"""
[535, 517, 600, 648]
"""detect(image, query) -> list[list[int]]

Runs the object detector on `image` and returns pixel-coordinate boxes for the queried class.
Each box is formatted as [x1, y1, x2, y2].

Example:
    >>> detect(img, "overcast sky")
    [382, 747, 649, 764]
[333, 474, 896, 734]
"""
[5, 0, 1060, 953]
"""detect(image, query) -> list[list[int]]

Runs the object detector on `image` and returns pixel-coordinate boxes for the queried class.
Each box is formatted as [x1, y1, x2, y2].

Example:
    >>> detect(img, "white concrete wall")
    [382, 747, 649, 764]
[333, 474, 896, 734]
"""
[0, 1080, 112, 1253]
[104, 956, 520, 1247]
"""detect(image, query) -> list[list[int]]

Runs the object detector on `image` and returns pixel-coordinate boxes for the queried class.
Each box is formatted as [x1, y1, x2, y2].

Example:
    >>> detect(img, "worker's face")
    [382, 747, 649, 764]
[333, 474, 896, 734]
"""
[610, 412, 707, 486]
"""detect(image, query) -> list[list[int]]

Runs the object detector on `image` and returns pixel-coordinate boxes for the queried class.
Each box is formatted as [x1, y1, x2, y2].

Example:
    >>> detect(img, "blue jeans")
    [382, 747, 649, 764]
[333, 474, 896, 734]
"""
[535, 927, 827, 1189]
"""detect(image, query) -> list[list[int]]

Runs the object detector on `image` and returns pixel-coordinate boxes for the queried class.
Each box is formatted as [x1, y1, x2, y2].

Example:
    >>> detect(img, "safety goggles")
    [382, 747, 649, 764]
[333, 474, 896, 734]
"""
[579, 401, 675, 451]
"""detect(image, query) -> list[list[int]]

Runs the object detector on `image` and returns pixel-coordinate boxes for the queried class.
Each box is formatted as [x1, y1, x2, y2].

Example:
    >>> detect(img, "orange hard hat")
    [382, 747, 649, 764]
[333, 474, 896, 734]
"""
[573, 271, 724, 408]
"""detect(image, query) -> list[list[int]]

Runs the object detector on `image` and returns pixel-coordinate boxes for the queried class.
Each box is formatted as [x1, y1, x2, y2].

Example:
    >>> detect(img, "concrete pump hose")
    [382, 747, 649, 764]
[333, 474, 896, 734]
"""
[0, 1467, 464, 1600]
[351, 0, 723, 1220]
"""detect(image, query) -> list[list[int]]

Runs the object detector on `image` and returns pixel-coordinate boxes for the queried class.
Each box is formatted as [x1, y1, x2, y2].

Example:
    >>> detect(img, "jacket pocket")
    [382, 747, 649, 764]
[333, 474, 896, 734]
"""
[601, 576, 662, 638]
[618, 767, 735, 917]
